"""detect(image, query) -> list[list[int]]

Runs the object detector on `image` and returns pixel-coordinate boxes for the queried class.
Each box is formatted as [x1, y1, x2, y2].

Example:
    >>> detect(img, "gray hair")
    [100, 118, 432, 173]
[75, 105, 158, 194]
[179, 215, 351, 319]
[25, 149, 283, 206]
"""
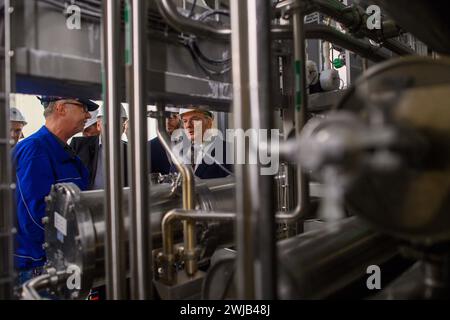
[43, 101, 57, 118]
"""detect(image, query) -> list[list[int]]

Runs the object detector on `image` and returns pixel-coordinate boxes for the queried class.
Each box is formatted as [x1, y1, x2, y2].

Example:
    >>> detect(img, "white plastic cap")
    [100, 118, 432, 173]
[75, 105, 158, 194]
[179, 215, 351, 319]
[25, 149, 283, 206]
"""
[10, 107, 27, 125]
[179, 106, 213, 118]
[84, 109, 100, 129]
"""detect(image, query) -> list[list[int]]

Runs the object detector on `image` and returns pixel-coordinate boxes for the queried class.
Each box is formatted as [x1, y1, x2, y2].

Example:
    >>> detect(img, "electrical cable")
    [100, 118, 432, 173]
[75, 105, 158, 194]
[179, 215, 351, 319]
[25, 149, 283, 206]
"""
[187, 0, 197, 18]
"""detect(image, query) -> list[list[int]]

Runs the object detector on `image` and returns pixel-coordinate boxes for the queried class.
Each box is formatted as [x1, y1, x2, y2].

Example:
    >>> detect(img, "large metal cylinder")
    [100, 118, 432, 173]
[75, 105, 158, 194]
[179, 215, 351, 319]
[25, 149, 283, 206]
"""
[43, 177, 235, 296]
[204, 217, 406, 299]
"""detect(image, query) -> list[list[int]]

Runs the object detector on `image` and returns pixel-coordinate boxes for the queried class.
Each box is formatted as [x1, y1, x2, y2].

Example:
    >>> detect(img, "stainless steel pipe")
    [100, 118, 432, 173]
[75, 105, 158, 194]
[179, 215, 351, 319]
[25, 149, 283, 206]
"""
[155, 104, 197, 277]
[101, 0, 126, 300]
[127, 0, 152, 300]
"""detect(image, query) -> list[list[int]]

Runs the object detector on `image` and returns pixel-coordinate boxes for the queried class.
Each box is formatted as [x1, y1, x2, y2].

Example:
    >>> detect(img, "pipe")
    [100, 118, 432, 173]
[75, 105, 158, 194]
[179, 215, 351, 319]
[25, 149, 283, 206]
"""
[205, 217, 404, 299]
[127, 0, 152, 300]
[275, 7, 310, 225]
[161, 209, 235, 282]
[157, 0, 411, 58]
[0, 0, 14, 300]
[155, 104, 197, 277]
[21, 270, 69, 300]
[247, 0, 277, 299]
[305, 24, 389, 62]
[276, 0, 412, 56]
[156, 0, 292, 40]
[230, 0, 254, 299]
[156, 0, 230, 40]
[102, 0, 126, 300]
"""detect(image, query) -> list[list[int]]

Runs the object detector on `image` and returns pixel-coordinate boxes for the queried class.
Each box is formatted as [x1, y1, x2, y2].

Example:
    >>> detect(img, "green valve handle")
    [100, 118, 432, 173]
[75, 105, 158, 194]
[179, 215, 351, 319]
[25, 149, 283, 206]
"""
[332, 58, 345, 69]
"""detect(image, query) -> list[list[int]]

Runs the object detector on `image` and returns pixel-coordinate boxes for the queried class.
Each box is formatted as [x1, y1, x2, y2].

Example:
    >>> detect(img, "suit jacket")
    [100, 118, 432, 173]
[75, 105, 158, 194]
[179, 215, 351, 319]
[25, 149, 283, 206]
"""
[148, 137, 172, 175]
[169, 139, 233, 179]
[70, 135, 129, 189]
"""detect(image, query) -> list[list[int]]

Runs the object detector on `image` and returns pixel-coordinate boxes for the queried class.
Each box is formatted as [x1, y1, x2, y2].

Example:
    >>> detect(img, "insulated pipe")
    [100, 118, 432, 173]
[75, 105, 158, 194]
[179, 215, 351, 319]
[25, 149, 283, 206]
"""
[155, 104, 197, 277]
[127, 0, 152, 300]
[101, 0, 126, 300]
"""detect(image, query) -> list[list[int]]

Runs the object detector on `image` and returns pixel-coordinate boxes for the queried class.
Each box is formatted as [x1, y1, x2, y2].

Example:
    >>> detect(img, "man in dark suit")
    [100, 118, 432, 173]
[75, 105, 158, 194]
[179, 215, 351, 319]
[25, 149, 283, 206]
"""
[170, 106, 233, 179]
[70, 104, 129, 189]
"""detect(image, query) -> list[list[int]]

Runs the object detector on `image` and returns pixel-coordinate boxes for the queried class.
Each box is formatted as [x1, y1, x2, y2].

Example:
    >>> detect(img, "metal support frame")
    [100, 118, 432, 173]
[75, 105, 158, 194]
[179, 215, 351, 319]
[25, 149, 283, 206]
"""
[126, 0, 152, 300]
[0, 0, 14, 300]
[230, 0, 276, 300]
[102, 0, 126, 300]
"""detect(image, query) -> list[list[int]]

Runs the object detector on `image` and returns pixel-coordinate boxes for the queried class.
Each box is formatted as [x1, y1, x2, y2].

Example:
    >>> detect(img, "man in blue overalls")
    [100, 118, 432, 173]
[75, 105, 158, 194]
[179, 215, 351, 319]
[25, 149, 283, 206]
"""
[13, 96, 99, 285]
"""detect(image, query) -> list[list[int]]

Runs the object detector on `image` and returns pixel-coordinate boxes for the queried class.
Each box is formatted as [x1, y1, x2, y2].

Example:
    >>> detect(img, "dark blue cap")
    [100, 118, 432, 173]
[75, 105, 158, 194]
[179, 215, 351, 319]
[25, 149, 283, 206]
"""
[37, 96, 99, 111]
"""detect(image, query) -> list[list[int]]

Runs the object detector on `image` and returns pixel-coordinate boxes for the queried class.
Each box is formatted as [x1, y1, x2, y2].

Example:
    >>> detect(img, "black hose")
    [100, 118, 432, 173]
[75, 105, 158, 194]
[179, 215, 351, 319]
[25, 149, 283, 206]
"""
[187, 0, 197, 18]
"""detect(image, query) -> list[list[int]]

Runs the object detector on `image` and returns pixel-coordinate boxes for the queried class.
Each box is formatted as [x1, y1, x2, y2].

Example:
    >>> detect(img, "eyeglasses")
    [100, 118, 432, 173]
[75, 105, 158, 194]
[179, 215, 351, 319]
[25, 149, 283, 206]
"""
[64, 102, 88, 113]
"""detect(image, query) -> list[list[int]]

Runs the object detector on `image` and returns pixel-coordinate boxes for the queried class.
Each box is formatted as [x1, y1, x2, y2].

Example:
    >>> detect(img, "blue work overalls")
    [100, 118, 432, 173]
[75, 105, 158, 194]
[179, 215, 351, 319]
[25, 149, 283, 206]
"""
[13, 126, 89, 270]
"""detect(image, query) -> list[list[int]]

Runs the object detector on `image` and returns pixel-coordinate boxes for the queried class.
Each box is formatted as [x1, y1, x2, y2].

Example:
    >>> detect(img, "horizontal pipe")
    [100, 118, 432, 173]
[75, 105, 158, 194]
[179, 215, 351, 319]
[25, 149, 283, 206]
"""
[22, 270, 68, 300]
[162, 209, 236, 258]
[305, 24, 389, 62]
[156, 0, 231, 40]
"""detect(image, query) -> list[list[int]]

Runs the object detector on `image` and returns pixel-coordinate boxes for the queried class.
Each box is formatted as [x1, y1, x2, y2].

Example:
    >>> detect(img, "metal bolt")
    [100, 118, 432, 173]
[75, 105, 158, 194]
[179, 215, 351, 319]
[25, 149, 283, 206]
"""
[42, 217, 49, 225]
[8, 50, 14, 57]
[8, 7, 14, 14]
[158, 267, 164, 275]
[42, 242, 49, 250]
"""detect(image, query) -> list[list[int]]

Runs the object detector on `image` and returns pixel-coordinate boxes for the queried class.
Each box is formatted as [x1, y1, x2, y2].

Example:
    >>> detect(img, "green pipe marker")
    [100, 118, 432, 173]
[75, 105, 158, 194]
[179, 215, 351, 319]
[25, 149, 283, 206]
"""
[125, 0, 132, 66]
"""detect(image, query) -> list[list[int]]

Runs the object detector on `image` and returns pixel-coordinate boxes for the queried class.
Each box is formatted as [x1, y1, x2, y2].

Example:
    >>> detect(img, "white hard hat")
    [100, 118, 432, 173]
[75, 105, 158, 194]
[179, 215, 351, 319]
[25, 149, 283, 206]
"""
[10, 107, 27, 125]
[306, 60, 319, 86]
[179, 106, 213, 118]
[98, 103, 128, 119]
[84, 109, 99, 129]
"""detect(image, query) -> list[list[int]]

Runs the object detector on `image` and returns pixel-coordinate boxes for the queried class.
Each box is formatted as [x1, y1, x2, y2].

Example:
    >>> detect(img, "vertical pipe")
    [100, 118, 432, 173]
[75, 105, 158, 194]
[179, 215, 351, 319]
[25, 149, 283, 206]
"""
[0, 0, 14, 300]
[230, 0, 254, 299]
[155, 104, 197, 277]
[292, 9, 310, 225]
[247, 0, 276, 299]
[230, 0, 276, 300]
[102, 0, 126, 300]
[127, 0, 152, 299]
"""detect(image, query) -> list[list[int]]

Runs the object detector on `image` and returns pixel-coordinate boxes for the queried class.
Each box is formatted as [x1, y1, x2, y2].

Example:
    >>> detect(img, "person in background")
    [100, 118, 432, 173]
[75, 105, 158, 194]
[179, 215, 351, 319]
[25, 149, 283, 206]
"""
[82, 109, 101, 137]
[148, 111, 181, 175]
[13, 96, 98, 284]
[10, 107, 28, 146]
[70, 104, 129, 190]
